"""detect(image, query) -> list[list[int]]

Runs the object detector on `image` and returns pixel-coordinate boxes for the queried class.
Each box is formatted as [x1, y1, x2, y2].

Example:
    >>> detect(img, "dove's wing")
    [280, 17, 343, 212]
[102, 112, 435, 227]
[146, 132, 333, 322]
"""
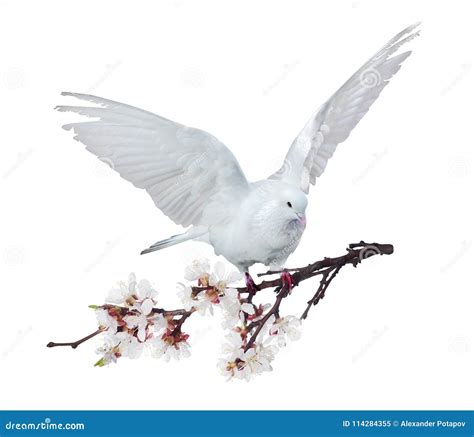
[270, 23, 420, 193]
[57, 93, 249, 227]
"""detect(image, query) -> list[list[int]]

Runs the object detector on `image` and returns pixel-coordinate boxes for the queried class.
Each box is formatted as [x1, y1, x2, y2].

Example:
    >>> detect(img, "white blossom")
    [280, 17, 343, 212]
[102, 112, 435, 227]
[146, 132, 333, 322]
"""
[177, 284, 197, 312]
[152, 314, 168, 336]
[95, 308, 118, 332]
[106, 273, 157, 307]
[95, 331, 145, 365]
[221, 331, 244, 357]
[269, 316, 302, 347]
[208, 262, 242, 293]
[219, 288, 242, 328]
[117, 332, 145, 359]
[124, 313, 149, 342]
[178, 283, 220, 316]
[219, 340, 278, 381]
[137, 279, 157, 301]
[150, 337, 191, 362]
[106, 273, 137, 305]
[93, 264, 304, 376]
[95, 333, 121, 366]
[240, 303, 255, 315]
[184, 258, 210, 282]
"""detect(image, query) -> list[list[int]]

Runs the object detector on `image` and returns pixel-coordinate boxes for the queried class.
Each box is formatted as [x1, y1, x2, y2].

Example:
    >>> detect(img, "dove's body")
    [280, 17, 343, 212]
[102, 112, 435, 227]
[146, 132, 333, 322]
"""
[207, 180, 307, 272]
[57, 23, 419, 272]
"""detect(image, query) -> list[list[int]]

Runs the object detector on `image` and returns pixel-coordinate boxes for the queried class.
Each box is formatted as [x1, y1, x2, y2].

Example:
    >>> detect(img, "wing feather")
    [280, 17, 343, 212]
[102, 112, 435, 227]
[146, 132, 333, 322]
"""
[57, 92, 249, 227]
[270, 23, 420, 192]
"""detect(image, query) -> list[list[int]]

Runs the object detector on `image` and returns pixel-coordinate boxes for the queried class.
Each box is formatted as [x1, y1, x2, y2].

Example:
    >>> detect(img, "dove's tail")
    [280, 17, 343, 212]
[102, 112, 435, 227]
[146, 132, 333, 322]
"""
[140, 226, 208, 255]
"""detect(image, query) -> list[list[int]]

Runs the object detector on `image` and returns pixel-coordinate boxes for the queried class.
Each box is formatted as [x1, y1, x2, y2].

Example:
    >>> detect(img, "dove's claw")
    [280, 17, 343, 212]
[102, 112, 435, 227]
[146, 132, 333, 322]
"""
[281, 270, 294, 293]
[245, 272, 257, 293]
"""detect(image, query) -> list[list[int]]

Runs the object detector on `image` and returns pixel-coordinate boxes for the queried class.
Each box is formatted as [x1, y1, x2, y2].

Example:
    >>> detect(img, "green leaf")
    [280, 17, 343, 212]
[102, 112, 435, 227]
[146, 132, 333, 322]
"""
[94, 358, 106, 367]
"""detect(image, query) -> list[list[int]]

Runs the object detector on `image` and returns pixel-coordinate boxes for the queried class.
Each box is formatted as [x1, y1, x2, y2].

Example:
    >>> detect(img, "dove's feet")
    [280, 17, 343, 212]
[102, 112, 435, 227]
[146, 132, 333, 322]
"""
[245, 272, 257, 293]
[281, 270, 294, 293]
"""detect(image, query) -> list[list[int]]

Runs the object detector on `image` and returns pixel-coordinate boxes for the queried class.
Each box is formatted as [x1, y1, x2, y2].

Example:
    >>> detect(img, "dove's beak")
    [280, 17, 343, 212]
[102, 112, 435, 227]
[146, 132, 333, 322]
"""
[296, 212, 306, 227]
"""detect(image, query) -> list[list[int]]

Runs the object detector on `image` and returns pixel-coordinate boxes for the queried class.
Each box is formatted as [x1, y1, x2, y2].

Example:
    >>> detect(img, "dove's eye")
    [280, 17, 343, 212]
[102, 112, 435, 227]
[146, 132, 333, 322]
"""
[287, 201, 292, 208]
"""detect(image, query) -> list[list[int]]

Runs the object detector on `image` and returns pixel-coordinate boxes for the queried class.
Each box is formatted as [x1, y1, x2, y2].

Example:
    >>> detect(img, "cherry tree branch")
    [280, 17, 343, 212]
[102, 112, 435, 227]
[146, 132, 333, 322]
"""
[242, 241, 393, 350]
[46, 241, 393, 351]
[244, 284, 290, 352]
[47, 327, 106, 349]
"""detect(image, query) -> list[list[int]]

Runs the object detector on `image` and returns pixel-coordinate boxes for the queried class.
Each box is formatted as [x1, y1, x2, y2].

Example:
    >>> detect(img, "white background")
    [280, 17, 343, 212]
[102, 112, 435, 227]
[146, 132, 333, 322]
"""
[1, 0, 473, 410]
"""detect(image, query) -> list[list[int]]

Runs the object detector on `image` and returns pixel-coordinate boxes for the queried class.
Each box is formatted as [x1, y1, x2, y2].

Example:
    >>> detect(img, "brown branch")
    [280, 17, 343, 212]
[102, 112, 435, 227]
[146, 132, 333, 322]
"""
[244, 284, 290, 352]
[47, 327, 106, 349]
[300, 265, 341, 320]
[243, 241, 393, 349]
[152, 308, 192, 317]
[47, 241, 393, 353]
[171, 311, 194, 336]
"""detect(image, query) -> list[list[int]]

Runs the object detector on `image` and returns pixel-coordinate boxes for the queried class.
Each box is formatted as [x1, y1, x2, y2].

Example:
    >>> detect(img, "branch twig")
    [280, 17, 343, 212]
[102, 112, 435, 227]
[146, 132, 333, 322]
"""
[47, 327, 105, 349]
[46, 241, 393, 352]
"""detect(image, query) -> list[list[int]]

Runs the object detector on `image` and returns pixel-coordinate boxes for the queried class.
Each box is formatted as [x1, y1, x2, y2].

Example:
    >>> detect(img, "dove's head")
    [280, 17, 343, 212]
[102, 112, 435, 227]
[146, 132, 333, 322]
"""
[253, 182, 308, 241]
[277, 184, 308, 230]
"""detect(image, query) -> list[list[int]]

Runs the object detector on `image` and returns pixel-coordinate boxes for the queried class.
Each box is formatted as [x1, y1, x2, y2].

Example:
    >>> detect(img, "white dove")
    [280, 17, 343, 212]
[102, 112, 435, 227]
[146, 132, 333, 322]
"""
[57, 23, 419, 288]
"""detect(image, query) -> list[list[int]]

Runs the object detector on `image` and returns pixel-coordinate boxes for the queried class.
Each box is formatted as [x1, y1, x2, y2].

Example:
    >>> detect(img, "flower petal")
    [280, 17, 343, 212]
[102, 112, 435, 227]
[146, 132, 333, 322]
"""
[227, 271, 243, 284]
[128, 273, 137, 292]
[241, 303, 255, 315]
[214, 262, 225, 279]
[140, 298, 154, 316]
